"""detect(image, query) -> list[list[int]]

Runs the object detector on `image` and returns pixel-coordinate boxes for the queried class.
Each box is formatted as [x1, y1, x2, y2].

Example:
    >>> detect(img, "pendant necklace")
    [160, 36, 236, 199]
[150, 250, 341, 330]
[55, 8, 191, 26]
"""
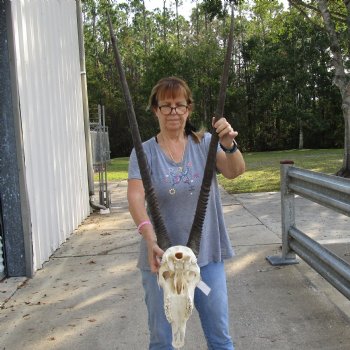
[161, 134, 186, 195]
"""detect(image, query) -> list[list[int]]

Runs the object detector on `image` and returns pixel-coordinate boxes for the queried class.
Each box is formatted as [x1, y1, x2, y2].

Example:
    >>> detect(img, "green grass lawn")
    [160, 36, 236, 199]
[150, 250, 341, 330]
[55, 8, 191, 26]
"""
[100, 149, 343, 193]
[220, 148, 343, 193]
[101, 157, 130, 181]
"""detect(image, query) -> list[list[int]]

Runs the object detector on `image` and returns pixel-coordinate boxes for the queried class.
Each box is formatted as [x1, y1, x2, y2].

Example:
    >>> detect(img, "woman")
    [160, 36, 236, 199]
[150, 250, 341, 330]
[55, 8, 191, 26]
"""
[128, 76, 245, 349]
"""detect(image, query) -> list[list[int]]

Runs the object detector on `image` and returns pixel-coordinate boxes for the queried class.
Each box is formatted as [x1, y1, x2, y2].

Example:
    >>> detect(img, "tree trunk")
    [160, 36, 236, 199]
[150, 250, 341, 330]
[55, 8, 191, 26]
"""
[298, 120, 304, 149]
[175, 0, 180, 46]
[163, 0, 167, 43]
[195, 1, 199, 38]
[337, 96, 350, 176]
[318, 0, 350, 177]
[141, 0, 148, 55]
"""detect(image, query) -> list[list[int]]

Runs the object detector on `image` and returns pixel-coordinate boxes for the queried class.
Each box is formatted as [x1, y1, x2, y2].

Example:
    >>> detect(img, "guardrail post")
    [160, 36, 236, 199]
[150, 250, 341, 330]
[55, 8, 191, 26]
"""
[266, 160, 299, 266]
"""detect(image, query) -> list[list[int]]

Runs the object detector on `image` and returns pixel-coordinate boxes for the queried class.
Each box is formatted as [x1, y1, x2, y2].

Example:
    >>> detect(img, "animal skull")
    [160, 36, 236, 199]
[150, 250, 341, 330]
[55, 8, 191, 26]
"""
[158, 245, 201, 349]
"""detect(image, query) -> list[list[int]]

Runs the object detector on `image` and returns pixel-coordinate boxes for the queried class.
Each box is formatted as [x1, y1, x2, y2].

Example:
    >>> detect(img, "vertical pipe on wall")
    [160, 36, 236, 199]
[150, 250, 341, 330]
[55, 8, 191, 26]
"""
[76, 0, 107, 210]
[75, 0, 94, 197]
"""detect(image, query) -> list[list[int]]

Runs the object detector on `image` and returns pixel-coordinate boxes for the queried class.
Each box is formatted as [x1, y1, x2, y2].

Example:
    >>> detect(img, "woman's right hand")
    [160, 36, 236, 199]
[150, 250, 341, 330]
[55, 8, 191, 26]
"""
[146, 240, 164, 273]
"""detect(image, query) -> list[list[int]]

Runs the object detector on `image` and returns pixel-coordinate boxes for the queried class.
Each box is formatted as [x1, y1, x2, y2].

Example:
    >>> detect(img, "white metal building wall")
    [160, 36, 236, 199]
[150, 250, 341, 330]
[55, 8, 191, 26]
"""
[10, 0, 90, 271]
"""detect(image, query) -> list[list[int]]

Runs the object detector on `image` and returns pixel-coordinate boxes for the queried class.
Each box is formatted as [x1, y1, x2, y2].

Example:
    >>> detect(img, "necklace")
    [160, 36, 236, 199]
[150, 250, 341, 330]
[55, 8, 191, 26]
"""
[161, 134, 186, 167]
[160, 134, 186, 195]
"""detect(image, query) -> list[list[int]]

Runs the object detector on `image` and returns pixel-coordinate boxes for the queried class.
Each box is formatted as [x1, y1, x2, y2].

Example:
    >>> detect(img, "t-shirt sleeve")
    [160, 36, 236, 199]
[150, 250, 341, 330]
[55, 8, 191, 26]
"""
[128, 148, 142, 180]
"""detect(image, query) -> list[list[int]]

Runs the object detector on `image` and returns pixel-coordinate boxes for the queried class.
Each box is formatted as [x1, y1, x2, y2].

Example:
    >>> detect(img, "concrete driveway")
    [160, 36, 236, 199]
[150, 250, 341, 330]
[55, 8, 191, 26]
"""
[0, 181, 349, 349]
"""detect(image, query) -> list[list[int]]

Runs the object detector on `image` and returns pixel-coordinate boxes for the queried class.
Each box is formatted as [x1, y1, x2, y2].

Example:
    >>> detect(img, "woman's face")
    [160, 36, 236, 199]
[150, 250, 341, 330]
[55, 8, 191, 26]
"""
[154, 94, 190, 133]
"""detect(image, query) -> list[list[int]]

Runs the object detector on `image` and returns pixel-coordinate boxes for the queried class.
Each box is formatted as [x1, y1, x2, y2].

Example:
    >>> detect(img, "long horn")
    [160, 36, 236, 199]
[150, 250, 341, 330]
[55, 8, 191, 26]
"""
[107, 13, 172, 251]
[187, 3, 235, 256]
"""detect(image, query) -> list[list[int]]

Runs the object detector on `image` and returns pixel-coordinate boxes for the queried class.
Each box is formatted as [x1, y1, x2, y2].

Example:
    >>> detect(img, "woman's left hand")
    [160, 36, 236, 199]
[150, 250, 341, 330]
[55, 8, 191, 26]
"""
[212, 117, 238, 149]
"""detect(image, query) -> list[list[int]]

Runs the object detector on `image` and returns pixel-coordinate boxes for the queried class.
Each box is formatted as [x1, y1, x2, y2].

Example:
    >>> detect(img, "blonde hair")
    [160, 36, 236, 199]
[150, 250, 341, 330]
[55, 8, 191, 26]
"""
[149, 76, 205, 143]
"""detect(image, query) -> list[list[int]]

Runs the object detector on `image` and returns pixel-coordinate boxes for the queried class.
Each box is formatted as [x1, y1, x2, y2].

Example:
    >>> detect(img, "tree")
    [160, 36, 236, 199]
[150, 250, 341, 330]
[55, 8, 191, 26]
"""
[81, 0, 345, 157]
[289, 0, 350, 177]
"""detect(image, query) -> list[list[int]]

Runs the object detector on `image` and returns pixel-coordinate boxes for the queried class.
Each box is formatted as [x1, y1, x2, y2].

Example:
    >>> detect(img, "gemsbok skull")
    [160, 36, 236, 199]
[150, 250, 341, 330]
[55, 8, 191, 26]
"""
[158, 246, 201, 348]
[107, 3, 235, 347]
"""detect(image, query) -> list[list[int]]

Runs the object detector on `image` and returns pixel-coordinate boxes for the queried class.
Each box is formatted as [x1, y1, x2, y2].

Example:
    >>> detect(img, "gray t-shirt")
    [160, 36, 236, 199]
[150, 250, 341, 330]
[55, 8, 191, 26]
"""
[128, 132, 234, 270]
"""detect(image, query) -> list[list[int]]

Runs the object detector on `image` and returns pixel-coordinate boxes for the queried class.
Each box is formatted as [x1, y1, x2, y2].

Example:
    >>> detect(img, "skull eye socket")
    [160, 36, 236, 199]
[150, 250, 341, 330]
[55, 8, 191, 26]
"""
[175, 252, 183, 259]
[187, 271, 197, 281]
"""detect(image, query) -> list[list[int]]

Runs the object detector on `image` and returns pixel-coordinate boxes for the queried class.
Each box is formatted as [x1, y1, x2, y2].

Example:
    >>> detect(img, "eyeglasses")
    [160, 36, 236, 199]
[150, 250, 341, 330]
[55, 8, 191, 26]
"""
[158, 104, 188, 115]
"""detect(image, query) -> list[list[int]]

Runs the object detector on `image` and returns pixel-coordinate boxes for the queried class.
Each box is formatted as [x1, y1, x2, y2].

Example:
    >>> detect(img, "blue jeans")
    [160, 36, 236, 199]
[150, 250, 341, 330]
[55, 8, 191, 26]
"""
[141, 262, 235, 350]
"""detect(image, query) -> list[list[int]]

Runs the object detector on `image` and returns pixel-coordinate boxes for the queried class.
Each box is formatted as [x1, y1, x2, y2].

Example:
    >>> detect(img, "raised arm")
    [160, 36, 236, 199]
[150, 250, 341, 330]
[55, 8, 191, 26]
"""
[213, 117, 245, 179]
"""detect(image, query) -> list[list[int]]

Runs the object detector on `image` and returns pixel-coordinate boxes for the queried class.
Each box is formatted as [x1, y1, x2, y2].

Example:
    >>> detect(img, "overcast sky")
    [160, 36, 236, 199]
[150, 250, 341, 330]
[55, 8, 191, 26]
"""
[145, 0, 289, 19]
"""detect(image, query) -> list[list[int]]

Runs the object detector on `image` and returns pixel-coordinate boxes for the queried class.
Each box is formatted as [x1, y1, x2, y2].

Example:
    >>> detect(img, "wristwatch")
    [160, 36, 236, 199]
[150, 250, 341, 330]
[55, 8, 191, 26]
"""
[220, 141, 238, 154]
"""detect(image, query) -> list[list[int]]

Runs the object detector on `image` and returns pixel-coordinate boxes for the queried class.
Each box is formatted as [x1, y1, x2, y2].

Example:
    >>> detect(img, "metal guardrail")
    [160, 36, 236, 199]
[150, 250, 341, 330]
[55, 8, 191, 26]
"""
[266, 161, 350, 300]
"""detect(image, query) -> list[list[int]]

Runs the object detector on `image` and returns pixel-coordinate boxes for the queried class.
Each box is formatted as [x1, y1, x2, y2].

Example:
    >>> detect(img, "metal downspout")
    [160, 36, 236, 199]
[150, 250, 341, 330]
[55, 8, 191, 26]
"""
[75, 0, 106, 210]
